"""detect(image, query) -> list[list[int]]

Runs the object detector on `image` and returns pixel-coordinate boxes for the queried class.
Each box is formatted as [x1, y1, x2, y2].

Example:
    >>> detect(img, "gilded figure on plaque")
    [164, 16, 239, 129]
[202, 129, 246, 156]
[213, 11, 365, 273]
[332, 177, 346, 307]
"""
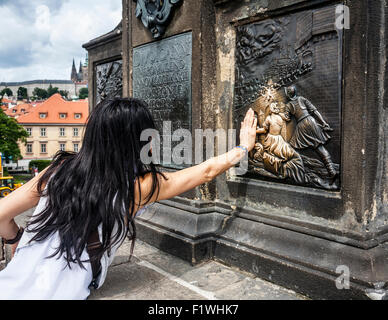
[255, 102, 305, 184]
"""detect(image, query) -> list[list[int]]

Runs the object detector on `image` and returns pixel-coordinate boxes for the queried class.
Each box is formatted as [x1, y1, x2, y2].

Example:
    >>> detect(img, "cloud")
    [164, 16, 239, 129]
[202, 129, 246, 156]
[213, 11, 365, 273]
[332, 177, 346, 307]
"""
[35, 5, 51, 31]
[0, 0, 122, 82]
[0, 0, 66, 22]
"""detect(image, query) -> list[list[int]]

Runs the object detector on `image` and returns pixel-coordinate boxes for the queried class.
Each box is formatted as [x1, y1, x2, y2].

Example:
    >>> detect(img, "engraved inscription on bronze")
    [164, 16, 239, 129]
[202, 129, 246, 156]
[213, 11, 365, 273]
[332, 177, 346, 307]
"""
[95, 60, 123, 105]
[234, 5, 341, 190]
[134, 0, 183, 39]
[132, 32, 192, 137]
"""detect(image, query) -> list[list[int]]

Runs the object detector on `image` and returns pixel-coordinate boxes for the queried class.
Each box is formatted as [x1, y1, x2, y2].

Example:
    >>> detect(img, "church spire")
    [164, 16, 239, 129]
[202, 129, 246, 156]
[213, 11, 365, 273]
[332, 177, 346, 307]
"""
[71, 58, 78, 82]
[78, 60, 83, 82]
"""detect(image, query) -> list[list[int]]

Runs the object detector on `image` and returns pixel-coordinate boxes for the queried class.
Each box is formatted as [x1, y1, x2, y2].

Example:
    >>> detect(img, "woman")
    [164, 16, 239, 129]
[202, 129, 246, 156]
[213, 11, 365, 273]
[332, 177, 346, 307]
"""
[0, 98, 257, 300]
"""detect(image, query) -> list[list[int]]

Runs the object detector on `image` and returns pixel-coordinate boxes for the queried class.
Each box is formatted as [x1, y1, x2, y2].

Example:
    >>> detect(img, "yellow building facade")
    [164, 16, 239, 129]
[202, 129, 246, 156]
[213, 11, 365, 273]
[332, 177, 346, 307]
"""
[20, 125, 85, 160]
[16, 94, 88, 160]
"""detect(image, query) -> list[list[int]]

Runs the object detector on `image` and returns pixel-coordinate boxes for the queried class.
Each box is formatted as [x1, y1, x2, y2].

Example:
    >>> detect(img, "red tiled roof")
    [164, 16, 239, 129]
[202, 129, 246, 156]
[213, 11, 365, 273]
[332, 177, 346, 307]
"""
[5, 103, 34, 118]
[17, 94, 88, 124]
[1, 98, 12, 103]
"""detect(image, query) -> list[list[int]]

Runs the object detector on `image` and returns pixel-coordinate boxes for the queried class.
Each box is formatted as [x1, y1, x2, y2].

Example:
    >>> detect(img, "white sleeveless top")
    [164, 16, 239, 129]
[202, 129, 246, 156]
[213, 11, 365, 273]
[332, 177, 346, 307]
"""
[0, 194, 147, 300]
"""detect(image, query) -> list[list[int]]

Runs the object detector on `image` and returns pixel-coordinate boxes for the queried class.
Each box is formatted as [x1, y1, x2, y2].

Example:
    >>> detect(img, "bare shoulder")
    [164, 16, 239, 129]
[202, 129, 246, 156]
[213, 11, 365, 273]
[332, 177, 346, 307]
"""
[133, 172, 167, 211]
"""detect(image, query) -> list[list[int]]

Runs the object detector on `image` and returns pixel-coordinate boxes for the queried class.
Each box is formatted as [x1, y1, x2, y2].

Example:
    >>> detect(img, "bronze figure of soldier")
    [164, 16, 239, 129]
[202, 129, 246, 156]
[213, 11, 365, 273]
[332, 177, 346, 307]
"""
[284, 85, 337, 178]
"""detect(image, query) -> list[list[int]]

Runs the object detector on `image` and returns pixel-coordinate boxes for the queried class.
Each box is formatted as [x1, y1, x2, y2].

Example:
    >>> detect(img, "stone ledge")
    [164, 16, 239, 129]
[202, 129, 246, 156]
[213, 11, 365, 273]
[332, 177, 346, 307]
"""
[153, 197, 388, 249]
[136, 201, 388, 299]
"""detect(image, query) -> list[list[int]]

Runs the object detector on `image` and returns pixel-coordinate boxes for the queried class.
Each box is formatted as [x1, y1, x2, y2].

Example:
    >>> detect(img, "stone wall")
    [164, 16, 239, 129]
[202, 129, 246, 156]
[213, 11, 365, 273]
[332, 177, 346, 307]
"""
[85, 0, 388, 299]
[0, 81, 87, 98]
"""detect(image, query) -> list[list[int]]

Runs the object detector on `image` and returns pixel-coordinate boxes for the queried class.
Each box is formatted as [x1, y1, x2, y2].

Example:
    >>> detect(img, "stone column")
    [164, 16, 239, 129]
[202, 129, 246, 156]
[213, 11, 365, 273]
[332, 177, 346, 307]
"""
[211, 0, 388, 299]
[86, 0, 388, 299]
[120, 0, 220, 264]
[82, 23, 123, 112]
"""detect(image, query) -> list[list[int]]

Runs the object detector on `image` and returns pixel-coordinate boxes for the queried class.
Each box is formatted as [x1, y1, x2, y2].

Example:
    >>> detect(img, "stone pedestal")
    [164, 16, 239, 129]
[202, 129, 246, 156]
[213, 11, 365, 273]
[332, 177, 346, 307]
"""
[83, 22, 123, 112]
[85, 0, 388, 299]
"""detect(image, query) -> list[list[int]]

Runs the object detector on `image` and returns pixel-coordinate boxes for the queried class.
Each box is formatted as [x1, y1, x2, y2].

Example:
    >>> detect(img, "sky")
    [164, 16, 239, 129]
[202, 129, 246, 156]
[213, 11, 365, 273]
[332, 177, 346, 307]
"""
[0, 0, 122, 82]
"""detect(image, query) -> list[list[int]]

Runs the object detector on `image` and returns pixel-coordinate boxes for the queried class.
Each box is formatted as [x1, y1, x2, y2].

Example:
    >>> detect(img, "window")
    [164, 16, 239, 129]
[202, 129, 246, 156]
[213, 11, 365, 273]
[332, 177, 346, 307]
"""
[59, 113, 67, 119]
[0, 179, 13, 188]
[73, 143, 79, 152]
[59, 128, 65, 136]
[26, 128, 32, 136]
[26, 144, 32, 153]
[59, 143, 66, 151]
[40, 128, 46, 137]
[41, 144, 47, 153]
[39, 113, 47, 119]
[74, 113, 82, 119]
[73, 128, 79, 137]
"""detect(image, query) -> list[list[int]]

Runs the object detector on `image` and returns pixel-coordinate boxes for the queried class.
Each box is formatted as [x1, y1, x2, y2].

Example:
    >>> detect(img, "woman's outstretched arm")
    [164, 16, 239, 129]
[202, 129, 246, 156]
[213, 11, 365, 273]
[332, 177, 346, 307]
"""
[0, 169, 47, 240]
[137, 108, 257, 206]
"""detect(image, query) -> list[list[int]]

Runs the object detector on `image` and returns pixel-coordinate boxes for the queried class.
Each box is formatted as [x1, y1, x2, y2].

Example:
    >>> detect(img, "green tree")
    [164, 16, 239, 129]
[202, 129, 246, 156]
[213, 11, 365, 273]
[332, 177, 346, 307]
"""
[32, 87, 48, 100]
[78, 87, 88, 99]
[29, 160, 52, 172]
[59, 90, 69, 99]
[17, 87, 28, 100]
[0, 108, 29, 160]
[0, 88, 13, 97]
[47, 84, 59, 97]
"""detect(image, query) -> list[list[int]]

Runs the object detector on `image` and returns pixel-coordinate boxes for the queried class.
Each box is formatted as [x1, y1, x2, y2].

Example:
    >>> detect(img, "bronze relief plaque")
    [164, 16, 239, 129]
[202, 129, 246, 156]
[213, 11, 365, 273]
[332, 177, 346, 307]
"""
[234, 5, 342, 190]
[95, 59, 123, 105]
[133, 32, 192, 134]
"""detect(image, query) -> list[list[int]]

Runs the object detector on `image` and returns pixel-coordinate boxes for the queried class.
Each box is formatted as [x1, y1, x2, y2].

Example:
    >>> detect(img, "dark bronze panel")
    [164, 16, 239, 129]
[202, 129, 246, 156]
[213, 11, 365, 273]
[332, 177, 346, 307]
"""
[95, 59, 123, 105]
[234, 5, 342, 191]
[133, 31, 192, 135]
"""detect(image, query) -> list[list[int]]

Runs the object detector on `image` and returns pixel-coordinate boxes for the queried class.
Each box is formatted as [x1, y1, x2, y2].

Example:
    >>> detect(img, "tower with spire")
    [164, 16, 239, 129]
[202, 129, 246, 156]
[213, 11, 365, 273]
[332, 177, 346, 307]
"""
[71, 58, 78, 83]
[78, 61, 83, 81]
[82, 53, 89, 81]
[71, 55, 88, 84]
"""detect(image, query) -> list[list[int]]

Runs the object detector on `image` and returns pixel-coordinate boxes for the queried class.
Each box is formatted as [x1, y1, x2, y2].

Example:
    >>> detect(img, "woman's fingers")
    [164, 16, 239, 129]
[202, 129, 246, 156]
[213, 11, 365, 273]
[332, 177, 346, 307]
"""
[239, 108, 257, 152]
[249, 110, 255, 127]
[246, 108, 255, 128]
[243, 108, 253, 128]
[241, 108, 256, 141]
[243, 112, 248, 127]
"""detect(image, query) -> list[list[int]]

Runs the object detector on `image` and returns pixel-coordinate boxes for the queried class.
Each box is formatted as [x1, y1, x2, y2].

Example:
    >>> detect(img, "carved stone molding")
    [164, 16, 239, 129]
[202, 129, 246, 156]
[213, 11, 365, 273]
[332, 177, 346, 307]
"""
[133, 0, 182, 39]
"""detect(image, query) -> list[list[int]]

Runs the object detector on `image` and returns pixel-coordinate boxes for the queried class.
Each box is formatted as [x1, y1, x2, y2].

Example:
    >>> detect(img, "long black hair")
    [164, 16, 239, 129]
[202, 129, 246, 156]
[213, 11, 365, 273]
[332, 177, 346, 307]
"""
[26, 98, 164, 268]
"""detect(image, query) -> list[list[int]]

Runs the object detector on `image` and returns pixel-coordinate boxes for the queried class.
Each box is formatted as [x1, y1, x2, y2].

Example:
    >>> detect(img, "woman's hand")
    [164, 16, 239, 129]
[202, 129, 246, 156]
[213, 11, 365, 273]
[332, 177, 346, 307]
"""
[239, 108, 257, 152]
